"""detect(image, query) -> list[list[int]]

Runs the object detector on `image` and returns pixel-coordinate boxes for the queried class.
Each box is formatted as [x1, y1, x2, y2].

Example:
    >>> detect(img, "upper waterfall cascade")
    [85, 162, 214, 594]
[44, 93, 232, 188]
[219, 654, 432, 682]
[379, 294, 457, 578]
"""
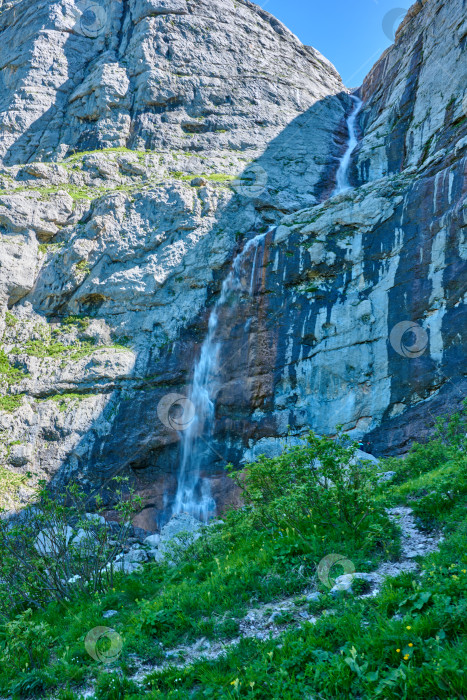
[333, 95, 364, 196]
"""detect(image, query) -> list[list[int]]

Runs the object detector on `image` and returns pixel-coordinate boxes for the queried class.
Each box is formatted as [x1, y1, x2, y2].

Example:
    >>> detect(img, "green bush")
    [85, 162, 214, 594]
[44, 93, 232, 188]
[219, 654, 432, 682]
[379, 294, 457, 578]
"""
[0, 478, 141, 613]
[228, 431, 388, 547]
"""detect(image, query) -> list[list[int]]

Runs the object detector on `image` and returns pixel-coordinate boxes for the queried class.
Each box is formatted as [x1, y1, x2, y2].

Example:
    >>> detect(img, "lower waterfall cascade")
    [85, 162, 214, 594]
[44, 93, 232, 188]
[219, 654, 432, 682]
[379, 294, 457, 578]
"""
[172, 95, 365, 522]
[172, 231, 269, 522]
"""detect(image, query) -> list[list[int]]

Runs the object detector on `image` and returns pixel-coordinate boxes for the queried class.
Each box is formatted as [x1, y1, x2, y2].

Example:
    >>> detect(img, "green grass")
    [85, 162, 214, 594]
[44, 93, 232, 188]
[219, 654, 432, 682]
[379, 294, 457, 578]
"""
[75, 260, 91, 275]
[4, 312, 17, 328]
[41, 393, 93, 412]
[0, 466, 28, 508]
[0, 394, 23, 412]
[0, 409, 466, 698]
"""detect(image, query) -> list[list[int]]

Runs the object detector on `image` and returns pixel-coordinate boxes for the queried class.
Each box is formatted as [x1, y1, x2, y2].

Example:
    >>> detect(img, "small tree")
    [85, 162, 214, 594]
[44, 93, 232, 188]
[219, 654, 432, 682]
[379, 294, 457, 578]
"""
[0, 478, 142, 613]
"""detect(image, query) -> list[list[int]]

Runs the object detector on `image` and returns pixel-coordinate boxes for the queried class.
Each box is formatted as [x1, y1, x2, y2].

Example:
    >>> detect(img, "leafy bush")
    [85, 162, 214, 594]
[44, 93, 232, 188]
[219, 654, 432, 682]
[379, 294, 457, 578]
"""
[384, 400, 467, 485]
[0, 478, 141, 613]
[0, 608, 53, 672]
[228, 431, 387, 546]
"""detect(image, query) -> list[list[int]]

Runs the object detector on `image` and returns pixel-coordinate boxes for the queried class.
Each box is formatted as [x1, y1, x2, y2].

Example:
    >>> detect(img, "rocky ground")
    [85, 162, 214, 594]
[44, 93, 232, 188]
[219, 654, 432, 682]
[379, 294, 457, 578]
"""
[68, 504, 442, 699]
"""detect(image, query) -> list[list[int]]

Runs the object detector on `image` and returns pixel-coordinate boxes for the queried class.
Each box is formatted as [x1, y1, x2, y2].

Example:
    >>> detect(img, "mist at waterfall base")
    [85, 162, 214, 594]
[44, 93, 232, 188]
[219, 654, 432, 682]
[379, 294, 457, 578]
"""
[170, 98, 363, 523]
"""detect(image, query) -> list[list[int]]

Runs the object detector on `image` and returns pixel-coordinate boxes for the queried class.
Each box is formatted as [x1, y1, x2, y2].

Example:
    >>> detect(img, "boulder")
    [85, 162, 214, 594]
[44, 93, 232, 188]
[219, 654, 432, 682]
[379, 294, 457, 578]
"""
[154, 513, 204, 562]
[143, 533, 161, 548]
[35, 526, 73, 555]
[124, 548, 149, 563]
[112, 560, 143, 575]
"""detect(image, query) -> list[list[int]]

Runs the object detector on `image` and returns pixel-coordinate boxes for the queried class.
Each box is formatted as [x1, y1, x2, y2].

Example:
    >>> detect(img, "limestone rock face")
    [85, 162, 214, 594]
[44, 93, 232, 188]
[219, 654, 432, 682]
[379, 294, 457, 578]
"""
[0, 0, 465, 525]
[356, 0, 467, 181]
[0, 0, 343, 174]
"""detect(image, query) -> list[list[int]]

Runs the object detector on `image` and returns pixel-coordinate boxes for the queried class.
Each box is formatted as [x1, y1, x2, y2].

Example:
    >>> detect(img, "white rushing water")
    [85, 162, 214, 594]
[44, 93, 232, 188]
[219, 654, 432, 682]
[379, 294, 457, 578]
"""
[333, 95, 363, 196]
[172, 231, 269, 522]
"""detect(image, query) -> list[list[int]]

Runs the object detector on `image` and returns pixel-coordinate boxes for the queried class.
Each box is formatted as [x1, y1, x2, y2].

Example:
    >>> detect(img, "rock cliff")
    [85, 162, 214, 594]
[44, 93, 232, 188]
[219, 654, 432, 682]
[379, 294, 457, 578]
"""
[0, 0, 465, 527]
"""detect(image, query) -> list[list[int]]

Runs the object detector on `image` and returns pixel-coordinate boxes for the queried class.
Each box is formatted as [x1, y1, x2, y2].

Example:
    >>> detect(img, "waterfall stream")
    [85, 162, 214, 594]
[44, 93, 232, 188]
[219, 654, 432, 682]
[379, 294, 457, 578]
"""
[333, 95, 363, 195]
[171, 97, 363, 522]
[172, 231, 268, 521]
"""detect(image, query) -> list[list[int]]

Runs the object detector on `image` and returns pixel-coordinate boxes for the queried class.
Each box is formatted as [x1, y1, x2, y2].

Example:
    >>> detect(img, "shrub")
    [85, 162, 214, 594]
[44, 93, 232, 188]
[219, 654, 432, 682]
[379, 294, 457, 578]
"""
[228, 431, 386, 546]
[0, 478, 141, 613]
[0, 608, 52, 672]
[385, 400, 467, 485]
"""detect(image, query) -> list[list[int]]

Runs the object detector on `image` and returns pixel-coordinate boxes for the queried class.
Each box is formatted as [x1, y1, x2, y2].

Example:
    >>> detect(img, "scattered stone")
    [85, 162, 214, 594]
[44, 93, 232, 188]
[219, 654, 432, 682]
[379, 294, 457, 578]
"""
[35, 526, 73, 555]
[378, 471, 397, 483]
[112, 560, 143, 575]
[124, 548, 149, 563]
[190, 177, 207, 187]
[8, 444, 33, 467]
[143, 533, 161, 548]
[154, 513, 204, 562]
[71, 528, 97, 549]
[85, 513, 106, 525]
[102, 610, 119, 619]
[330, 572, 374, 597]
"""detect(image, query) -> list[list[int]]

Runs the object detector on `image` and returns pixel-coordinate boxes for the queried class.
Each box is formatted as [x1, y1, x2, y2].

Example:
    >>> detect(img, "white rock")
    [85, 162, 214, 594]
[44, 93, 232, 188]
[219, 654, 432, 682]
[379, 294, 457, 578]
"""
[143, 533, 161, 548]
[35, 526, 73, 555]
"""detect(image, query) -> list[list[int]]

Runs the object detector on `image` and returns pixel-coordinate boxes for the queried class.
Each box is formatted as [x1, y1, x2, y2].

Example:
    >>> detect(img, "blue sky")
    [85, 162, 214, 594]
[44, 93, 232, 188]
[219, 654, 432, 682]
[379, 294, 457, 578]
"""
[256, 0, 413, 87]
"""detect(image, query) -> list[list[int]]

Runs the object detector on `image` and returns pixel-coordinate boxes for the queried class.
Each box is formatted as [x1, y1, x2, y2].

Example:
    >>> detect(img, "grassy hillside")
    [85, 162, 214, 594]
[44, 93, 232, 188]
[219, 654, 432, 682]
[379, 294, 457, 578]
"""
[0, 409, 466, 699]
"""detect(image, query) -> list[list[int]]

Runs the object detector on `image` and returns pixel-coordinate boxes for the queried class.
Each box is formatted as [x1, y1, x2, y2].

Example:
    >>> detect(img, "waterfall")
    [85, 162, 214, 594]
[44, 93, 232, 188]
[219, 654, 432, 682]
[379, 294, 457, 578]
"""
[333, 95, 363, 196]
[172, 231, 269, 522]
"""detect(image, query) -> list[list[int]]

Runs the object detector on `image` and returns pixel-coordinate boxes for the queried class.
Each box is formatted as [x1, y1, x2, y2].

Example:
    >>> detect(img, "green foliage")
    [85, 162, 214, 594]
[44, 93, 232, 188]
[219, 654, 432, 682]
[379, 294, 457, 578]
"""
[229, 431, 392, 551]
[0, 347, 27, 412]
[0, 466, 28, 509]
[18, 336, 96, 360]
[0, 478, 142, 613]
[45, 392, 90, 412]
[76, 259, 91, 275]
[0, 393, 23, 412]
[0, 609, 53, 672]
[94, 672, 138, 700]
[63, 315, 91, 331]
[4, 311, 17, 327]
[385, 402, 467, 527]
[0, 408, 466, 698]
[0, 347, 27, 385]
